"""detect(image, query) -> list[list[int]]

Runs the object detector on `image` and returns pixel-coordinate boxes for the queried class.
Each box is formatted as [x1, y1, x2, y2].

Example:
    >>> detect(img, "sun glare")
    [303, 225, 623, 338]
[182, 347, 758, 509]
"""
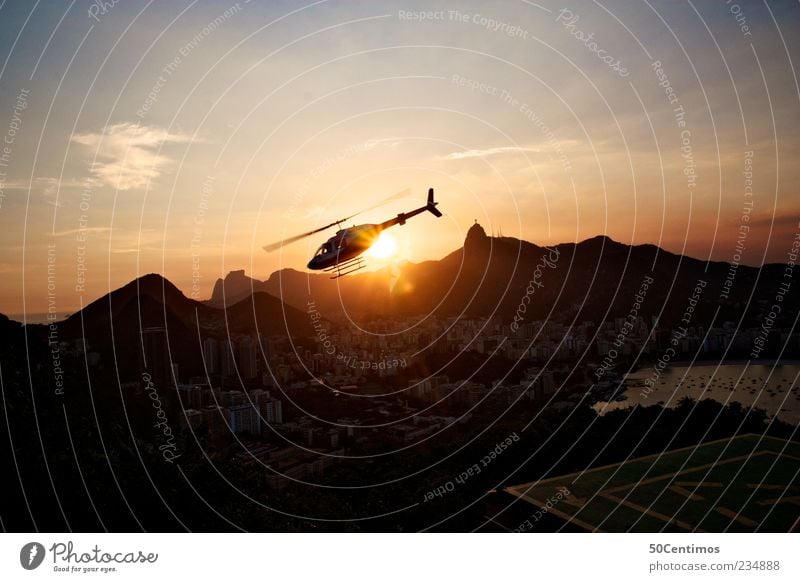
[367, 231, 398, 260]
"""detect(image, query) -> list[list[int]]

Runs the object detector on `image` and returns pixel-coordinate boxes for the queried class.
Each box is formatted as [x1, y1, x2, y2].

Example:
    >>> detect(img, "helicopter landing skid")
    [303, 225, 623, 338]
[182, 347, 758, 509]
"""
[324, 256, 366, 279]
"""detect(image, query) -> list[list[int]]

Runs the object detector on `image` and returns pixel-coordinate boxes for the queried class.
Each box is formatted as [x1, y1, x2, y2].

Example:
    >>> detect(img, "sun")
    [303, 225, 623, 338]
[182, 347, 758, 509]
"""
[367, 231, 398, 260]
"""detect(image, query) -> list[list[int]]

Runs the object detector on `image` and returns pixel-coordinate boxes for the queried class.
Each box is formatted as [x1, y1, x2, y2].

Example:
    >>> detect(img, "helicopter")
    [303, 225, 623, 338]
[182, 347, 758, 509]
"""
[263, 188, 442, 278]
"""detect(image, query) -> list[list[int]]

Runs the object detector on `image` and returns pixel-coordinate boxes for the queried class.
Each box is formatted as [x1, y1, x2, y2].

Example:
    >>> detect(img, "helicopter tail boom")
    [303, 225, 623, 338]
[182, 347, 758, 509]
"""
[379, 188, 442, 230]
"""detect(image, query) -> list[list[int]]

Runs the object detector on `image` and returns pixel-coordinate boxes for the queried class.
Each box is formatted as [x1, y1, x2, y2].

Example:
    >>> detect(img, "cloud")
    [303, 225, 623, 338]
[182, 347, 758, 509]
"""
[51, 226, 111, 237]
[746, 210, 800, 228]
[37, 177, 88, 207]
[36, 176, 85, 196]
[440, 146, 541, 161]
[0, 176, 87, 207]
[302, 204, 328, 220]
[0, 177, 85, 192]
[71, 123, 197, 190]
[0, 179, 29, 190]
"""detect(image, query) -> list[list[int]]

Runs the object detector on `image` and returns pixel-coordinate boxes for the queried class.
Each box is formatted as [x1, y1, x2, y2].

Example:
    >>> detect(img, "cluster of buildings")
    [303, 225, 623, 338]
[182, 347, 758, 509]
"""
[125, 311, 797, 489]
[405, 367, 556, 408]
[233, 441, 345, 490]
[442, 315, 798, 366]
[176, 385, 283, 437]
[200, 333, 273, 380]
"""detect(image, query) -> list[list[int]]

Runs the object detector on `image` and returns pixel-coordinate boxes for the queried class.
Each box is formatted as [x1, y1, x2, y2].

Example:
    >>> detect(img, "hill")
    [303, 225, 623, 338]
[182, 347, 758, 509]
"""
[210, 223, 795, 329]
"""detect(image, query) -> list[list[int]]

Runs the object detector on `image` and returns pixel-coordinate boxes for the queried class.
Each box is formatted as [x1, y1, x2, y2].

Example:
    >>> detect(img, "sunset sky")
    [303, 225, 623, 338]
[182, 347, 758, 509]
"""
[0, 0, 798, 315]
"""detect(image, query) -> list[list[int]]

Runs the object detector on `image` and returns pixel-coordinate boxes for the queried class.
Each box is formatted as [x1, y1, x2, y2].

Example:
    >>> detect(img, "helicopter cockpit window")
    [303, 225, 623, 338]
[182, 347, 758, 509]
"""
[315, 244, 330, 257]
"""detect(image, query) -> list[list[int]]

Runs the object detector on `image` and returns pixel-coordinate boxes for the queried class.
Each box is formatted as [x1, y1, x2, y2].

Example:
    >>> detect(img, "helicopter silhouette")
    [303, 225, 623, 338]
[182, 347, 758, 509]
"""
[264, 188, 442, 278]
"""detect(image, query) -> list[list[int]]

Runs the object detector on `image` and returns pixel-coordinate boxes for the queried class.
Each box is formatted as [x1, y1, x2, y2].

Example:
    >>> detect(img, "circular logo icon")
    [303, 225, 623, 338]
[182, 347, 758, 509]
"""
[20, 542, 45, 570]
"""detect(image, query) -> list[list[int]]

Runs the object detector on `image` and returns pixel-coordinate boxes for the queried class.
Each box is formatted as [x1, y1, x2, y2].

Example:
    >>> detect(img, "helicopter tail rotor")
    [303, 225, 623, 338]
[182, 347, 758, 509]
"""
[426, 188, 442, 218]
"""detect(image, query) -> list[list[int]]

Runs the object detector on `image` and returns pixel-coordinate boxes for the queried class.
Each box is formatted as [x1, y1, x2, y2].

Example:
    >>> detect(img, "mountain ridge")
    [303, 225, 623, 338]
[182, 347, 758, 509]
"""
[3, 230, 793, 328]
[197, 226, 796, 331]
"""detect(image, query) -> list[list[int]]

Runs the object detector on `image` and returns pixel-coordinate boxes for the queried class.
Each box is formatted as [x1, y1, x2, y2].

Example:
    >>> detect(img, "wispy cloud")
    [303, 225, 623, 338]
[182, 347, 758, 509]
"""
[37, 176, 85, 196]
[441, 146, 540, 161]
[51, 226, 112, 237]
[71, 122, 197, 190]
[303, 204, 328, 220]
[0, 176, 87, 207]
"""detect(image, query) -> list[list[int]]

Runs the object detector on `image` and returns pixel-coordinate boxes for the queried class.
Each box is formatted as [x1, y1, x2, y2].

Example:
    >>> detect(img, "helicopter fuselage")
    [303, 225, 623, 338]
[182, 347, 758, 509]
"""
[307, 224, 382, 270]
[304, 188, 442, 273]
[306, 188, 442, 271]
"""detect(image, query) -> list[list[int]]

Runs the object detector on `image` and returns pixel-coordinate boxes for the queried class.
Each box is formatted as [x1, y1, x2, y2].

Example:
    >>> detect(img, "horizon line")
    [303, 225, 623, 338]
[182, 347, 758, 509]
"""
[2, 232, 788, 325]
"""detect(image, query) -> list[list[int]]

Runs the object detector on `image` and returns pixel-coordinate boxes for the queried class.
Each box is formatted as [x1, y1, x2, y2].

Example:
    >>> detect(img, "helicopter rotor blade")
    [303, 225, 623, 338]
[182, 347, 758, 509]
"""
[262, 187, 412, 253]
[357, 187, 411, 214]
[262, 216, 354, 253]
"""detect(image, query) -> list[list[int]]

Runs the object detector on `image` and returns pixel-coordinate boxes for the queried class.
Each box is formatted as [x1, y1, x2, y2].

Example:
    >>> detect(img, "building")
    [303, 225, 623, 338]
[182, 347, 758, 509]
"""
[179, 409, 203, 430]
[525, 369, 556, 399]
[177, 384, 204, 409]
[261, 398, 283, 424]
[408, 377, 432, 399]
[239, 336, 258, 379]
[222, 390, 246, 407]
[200, 405, 227, 444]
[227, 404, 261, 435]
[203, 337, 219, 374]
[142, 327, 171, 387]
[256, 332, 271, 361]
[221, 338, 237, 376]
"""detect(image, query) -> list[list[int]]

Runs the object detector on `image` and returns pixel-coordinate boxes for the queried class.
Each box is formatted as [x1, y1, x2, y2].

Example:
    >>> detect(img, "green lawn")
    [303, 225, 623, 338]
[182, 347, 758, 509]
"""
[505, 434, 800, 532]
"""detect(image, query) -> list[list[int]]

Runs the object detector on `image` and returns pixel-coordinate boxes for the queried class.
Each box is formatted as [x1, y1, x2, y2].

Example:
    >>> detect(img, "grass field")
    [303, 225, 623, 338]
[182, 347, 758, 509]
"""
[505, 434, 800, 532]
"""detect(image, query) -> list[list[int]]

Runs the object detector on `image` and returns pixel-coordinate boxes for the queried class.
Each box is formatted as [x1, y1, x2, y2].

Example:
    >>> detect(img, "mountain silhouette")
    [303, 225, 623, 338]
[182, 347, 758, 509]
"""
[16, 273, 314, 381]
[207, 269, 269, 308]
[206, 222, 798, 334]
[208, 224, 795, 330]
[53, 273, 311, 338]
[5, 228, 795, 370]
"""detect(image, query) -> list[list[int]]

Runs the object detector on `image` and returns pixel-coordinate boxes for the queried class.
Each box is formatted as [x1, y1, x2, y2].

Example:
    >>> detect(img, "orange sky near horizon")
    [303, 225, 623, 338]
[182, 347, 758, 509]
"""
[0, 1, 798, 315]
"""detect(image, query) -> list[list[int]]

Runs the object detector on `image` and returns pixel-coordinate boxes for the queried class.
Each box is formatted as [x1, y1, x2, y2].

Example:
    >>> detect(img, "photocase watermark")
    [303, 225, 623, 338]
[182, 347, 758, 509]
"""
[46, 243, 66, 396]
[422, 432, 519, 502]
[142, 372, 180, 463]
[502, 90, 572, 171]
[136, 2, 248, 119]
[510, 247, 560, 333]
[451, 9, 529, 39]
[397, 9, 447, 21]
[450, 73, 501, 97]
[725, 0, 752, 37]
[750, 222, 800, 358]
[307, 299, 408, 372]
[74, 176, 96, 294]
[555, 8, 628, 77]
[284, 140, 380, 220]
[640, 279, 707, 398]
[87, 0, 121, 23]
[0, 87, 29, 211]
[720, 150, 754, 300]
[596, 273, 654, 379]
[308, 298, 339, 355]
[48, 540, 158, 573]
[190, 175, 214, 299]
[514, 486, 571, 531]
[447, 74, 572, 171]
[21, 539, 158, 574]
[397, 9, 529, 39]
[336, 353, 407, 372]
[20, 542, 46, 570]
[679, 279, 706, 328]
[652, 60, 696, 191]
